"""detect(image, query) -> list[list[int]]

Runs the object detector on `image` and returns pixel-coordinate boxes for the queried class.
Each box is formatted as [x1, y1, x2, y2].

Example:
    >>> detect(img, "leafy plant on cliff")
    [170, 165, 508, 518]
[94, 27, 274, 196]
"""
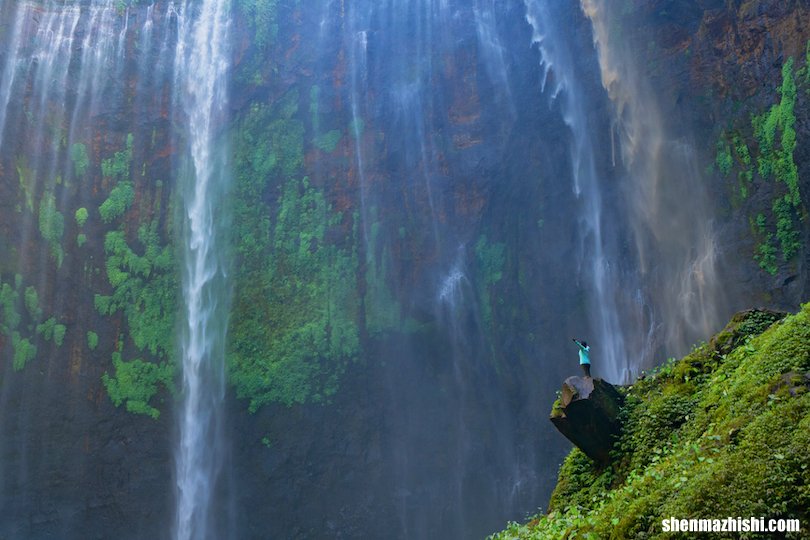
[99, 182, 135, 223]
[96, 220, 177, 417]
[313, 130, 342, 153]
[96, 222, 176, 358]
[102, 351, 173, 419]
[101, 133, 133, 180]
[69, 142, 90, 177]
[718, 51, 807, 273]
[233, 0, 279, 85]
[229, 97, 361, 410]
[0, 275, 68, 370]
[750, 57, 804, 268]
[491, 308, 810, 539]
[714, 138, 732, 177]
[87, 330, 99, 351]
[229, 175, 360, 410]
[38, 191, 65, 268]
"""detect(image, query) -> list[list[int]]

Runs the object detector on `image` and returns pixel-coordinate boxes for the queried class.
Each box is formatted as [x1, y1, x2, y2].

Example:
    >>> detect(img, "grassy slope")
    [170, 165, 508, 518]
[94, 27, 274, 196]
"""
[491, 306, 810, 539]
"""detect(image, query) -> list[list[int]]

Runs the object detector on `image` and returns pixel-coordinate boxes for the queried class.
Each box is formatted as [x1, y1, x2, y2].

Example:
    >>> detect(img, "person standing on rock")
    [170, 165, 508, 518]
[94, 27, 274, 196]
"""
[572, 338, 591, 377]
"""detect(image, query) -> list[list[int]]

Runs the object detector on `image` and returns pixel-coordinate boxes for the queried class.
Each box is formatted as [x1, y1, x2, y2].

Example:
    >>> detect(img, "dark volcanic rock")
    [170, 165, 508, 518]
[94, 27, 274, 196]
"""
[550, 377, 624, 466]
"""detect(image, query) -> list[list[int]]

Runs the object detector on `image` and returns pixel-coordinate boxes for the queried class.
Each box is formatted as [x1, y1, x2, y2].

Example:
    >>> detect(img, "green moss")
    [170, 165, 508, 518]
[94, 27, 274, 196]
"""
[53, 323, 66, 347]
[99, 182, 135, 223]
[38, 191, 65, 267]
[95, 219, 177, 418]
[229, 176, 360, 410]
[75, 207, 88, 227]
[36, 317, 56, 339]
[235, 0, 279, 49]
[491, 307, 810, 539]
[101, 133, 133, 180]
[69, 143, 90, 177]
[24, 286, 41, 321]
[102, 352, 173, 419]
[714, 137, 732, 177]
[16, 157, 35, 212]
[0, 282, 20, 333]
[773, 195, 801, 260]
[87, 330, 99, 351]
[722, 51, 807, 273]
[313, 130, 342, 153]
[95, 221, 177, 358]
[11, 331, 36, 371]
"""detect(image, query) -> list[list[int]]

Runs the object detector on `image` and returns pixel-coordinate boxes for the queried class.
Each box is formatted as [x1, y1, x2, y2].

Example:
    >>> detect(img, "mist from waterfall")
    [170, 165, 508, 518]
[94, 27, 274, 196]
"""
[580, 0, 727, 361]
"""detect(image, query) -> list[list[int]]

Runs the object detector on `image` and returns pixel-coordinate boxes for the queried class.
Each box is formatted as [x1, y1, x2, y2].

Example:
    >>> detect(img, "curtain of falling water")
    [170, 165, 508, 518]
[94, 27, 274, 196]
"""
[172, 1, 232, 539]
[523, 0, 727, 381]
[580, 0, 726, 362]
[524, 0, 631, 382]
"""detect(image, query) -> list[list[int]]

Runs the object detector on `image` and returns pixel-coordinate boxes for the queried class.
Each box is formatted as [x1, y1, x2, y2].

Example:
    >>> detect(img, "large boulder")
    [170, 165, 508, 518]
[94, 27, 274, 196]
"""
[550, 377, 624, 465]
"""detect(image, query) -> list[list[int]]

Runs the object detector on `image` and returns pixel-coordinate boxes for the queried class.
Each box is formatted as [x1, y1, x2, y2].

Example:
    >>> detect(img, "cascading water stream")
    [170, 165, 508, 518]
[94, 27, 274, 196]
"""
[172, 1, 232, 539]
[580, 0, 726, 360]
[524, 0, 630, 382]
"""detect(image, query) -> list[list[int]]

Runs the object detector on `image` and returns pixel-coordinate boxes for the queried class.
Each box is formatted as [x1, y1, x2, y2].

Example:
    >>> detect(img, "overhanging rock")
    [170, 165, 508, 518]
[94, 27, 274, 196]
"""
[550, 377, 624, 465]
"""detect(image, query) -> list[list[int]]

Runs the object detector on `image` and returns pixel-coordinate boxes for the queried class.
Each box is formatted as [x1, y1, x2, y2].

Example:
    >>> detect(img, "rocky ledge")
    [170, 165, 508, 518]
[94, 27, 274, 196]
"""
[549, 376, 624, 466]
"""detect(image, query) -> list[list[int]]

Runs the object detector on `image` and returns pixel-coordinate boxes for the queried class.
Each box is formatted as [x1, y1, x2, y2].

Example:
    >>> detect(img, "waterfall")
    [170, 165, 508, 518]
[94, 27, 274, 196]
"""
[580, 0, 726, 360]
[524, 0, 631, 382]
[522, 0, 727, 380]
[172, 0, 232, 539]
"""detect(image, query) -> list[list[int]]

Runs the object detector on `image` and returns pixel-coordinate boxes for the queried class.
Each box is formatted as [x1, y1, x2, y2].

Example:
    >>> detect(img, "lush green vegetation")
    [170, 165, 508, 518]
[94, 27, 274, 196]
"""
[228, 93, 362, 411]
[75, 207, 89, 227]
[38, 191, 65, 267]
[229, 174, 360, 410]
[99, 182, 135, 223]
[70, 142, 90, 177]
[102, 133, 133, 180]
[95, 222, 177, 358]
[714, 138, 732, 177]
[491, 307, 809, 539]
[0, 274, 67, 371]
[102, 352, 173, 419]
[752, 57, 803, 265]
[313, 130, 342, 153]
[233, 0, 280, 85]
[87, 330, 99, 351]
[12, 332, 37, 371]
[715, 49, 807, 274]
[96, 221, 177, 418]
[36, 317, 66, 347]
[236, 0, 279, 49]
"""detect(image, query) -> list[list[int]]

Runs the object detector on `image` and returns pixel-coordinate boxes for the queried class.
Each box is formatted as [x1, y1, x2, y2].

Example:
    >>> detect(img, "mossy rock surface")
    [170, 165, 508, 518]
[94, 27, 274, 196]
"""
[491, 306, 809, 540]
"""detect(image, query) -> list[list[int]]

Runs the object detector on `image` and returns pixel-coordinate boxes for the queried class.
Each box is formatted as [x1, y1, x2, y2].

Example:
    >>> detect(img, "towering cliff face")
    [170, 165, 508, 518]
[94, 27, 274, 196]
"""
[0, 1, 807, 538]
[599, 0, 810, 308]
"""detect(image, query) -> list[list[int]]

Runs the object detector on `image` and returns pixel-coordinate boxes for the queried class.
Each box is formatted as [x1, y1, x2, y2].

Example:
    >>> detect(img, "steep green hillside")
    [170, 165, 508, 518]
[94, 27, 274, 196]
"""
[492, 306, 810, 539]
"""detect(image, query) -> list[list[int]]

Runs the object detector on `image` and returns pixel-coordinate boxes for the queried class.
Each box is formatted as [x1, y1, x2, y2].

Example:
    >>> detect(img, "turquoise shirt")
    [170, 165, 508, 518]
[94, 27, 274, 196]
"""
[575, 341, 590, 365]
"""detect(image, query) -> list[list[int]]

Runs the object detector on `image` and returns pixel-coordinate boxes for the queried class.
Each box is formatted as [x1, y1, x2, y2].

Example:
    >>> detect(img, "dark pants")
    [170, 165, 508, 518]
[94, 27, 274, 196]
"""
[581, 363, 591, 377]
